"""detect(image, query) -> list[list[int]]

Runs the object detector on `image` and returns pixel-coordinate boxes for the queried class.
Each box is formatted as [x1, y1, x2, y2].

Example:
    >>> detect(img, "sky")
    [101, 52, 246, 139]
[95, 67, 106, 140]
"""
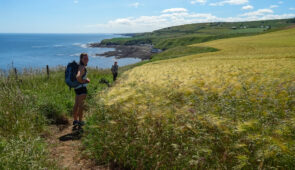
[0, 0, 295, 33]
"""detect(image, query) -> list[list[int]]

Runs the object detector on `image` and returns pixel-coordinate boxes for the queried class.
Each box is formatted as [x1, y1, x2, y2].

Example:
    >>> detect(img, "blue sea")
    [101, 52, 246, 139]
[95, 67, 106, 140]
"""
[0, 33, 141, 71]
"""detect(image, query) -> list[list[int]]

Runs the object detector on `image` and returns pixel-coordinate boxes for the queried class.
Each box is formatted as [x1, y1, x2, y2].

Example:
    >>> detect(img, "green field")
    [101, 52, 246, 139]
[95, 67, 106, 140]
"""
[101, 18, 295, 51]
[84, 27, 295, 169]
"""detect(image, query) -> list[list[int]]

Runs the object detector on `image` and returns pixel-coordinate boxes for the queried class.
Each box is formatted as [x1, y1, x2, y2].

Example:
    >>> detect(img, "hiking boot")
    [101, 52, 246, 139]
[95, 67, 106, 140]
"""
[78, 121, 85, 126]
[73, 120, 79, 126]
[72, 120, 79, 131]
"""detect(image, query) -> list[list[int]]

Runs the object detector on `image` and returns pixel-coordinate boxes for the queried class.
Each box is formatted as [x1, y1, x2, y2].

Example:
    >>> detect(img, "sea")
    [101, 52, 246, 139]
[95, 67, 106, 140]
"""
[0, 33, 141, 71]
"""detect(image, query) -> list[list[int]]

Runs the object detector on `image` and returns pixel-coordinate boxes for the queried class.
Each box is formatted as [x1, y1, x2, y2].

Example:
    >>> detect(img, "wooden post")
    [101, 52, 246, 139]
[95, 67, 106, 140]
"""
[46, 65, 49, 78]
[14, 68, 17, 80]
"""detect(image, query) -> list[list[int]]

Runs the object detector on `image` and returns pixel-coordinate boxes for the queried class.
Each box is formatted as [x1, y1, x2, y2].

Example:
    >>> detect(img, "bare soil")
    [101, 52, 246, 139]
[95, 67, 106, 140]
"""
[46, 119, 109, 170]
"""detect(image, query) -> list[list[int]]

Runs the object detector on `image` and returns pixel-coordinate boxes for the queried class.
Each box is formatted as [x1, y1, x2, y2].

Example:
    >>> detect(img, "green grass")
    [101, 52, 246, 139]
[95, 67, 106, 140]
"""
[151, 46, 218, 61]
[0, 67, 113, 169]
[84, 27, 295, 169]
[152, 33, 259, 49]
[101, 18, 295, 50]
[0, 137, 57, 170]
[1, 18, 295, 169]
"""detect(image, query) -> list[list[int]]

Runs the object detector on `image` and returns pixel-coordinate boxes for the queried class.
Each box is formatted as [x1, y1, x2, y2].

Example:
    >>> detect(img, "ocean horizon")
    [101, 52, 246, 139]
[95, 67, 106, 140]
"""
[0, 33, 141, 71]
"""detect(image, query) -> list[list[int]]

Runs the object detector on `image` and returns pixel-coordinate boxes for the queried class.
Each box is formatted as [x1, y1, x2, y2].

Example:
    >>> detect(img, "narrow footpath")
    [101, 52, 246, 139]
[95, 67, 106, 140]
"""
[46, 118, 108, 170]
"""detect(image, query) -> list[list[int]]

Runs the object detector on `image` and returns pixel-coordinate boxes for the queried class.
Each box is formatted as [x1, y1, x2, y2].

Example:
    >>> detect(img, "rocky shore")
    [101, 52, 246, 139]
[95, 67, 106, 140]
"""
[89, 43, 155, 60]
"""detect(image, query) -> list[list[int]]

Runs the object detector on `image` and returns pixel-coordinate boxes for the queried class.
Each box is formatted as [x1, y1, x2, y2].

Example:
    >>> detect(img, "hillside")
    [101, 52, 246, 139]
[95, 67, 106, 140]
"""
[100, 18, 295, 50]
[85, 28, 295, 169]
[1, 19, 294, 169]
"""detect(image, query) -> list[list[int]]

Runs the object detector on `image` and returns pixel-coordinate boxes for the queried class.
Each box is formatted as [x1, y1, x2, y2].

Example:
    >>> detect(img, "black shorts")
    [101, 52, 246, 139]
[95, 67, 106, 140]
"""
[74, 87, 87, 96]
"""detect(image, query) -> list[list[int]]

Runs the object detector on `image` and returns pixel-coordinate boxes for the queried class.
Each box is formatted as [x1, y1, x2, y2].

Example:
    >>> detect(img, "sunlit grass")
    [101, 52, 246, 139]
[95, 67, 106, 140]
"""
[85, 28, 295, 169]
[0, 67, 112, 169]
[101, 18, 294, 51]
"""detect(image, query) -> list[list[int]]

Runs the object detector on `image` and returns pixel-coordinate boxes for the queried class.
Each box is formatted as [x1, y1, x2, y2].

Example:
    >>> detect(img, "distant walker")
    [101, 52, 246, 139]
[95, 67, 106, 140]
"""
[111, 61, 119, 81]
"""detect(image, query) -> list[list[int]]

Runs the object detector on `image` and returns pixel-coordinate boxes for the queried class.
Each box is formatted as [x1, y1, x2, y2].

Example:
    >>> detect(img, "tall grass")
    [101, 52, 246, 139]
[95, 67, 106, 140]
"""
[84, 28, 295, 169]
[0, 66, 112, 169]
[0, 70, 56, 169]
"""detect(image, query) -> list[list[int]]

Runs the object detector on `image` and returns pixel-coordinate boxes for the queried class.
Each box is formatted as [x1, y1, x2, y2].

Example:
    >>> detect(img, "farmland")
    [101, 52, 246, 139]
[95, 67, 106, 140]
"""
[84, 27, 295, 169]
[100, 18, 295, 50]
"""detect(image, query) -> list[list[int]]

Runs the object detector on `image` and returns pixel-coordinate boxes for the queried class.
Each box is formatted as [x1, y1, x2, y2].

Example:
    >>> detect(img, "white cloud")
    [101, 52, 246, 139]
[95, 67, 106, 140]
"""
[162, 8, 188, 13]
[278, 1, 283, 4]
[210, 0, 248, 6]
[270, 5, 279, 9]
[191, 0, 207, 5]
[241, 9, 273, 17]
[130, 2, 141, 8]
[86, 8, 295, 33]
[74, 0, 78, 4]
[289, 8, 295, 10]
[242, 5, 253, 10]
[87, 11, 217, 33]
[241, 14, 295, 21]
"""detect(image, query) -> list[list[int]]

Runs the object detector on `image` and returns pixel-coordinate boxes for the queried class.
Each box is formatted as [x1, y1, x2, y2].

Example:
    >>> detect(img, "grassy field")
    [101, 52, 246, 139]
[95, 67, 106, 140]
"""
[1, 18, 294, 169]
[84, 28, 295, 169]
[0, 67, 113, 169]
[101, 18, 295, 51]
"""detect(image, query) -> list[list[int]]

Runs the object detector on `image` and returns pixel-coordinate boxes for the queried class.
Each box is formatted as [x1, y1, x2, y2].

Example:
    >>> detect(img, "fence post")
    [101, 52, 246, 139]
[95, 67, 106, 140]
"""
[14, 68, 17, 80]
[46, 65, 49, 78]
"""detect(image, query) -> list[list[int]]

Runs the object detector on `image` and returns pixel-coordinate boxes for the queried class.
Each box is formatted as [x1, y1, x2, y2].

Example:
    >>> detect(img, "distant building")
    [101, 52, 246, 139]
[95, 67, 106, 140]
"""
[231, 26, 237, 30]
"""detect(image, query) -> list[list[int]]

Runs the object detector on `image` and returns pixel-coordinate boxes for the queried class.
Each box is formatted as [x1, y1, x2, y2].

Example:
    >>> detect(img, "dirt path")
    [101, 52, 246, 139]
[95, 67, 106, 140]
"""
[46, 119, 108, 170]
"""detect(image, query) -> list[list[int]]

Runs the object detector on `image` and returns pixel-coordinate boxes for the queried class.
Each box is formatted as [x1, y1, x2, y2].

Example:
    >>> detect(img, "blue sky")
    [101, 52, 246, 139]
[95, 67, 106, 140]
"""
[0, 0, 294, 33]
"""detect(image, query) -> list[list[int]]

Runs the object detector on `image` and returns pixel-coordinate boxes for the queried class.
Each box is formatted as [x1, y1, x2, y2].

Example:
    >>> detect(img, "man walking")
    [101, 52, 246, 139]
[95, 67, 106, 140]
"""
[111, 61, 119, 81]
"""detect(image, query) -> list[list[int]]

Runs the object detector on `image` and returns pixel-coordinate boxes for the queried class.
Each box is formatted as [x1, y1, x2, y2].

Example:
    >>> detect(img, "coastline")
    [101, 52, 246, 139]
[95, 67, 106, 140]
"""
[89, 43, 154, 60]
[0, 33, 141, 70]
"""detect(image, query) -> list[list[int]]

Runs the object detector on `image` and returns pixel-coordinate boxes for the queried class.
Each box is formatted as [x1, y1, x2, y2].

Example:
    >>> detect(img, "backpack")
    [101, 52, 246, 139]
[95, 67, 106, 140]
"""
[65, 61, 80, 89]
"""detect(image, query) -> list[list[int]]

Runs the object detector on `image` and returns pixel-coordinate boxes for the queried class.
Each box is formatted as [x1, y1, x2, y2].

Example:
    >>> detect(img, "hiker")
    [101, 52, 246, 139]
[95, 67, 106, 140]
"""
[72, 53, 90, 129]
[111, 61, 119, 81]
